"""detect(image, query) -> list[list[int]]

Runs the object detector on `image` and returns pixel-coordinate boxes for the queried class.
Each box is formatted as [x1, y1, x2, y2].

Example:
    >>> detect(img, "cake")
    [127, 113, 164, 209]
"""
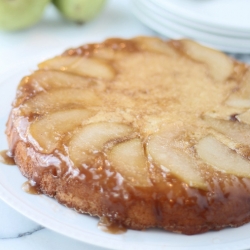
[6, 36, 250, 235]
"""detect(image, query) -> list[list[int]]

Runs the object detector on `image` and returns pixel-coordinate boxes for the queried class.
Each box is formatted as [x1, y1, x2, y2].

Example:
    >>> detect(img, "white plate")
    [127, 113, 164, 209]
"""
[2, 59, 250, 250]
[153, 0, 250, 32]
[132, 1, 250, 53]
[141, 0, 250, 38]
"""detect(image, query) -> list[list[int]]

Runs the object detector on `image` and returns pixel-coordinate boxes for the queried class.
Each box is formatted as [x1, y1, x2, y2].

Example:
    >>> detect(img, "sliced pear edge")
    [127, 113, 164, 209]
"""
[197, 135, 250, 178]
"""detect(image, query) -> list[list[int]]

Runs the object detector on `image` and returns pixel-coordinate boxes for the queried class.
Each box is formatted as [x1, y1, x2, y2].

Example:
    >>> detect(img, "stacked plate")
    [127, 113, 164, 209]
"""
[132, 0, 250, 53]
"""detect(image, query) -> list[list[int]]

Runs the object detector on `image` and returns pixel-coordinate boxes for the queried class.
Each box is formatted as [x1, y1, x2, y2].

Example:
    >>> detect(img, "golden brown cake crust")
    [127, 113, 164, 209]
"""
[6, 36, 250, 235]
[11, 140, 250, 234]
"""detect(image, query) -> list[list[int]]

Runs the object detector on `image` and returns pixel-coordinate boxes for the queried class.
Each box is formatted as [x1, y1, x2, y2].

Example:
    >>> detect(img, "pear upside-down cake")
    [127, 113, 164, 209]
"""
[6, 37, 250, 235]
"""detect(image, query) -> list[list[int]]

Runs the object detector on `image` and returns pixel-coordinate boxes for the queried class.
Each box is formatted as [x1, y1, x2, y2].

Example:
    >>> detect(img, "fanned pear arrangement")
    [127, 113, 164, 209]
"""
[6, 37, 250, 234]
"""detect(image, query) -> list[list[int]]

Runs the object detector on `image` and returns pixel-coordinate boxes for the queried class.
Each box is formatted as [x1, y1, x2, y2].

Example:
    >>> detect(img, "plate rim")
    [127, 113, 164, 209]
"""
[137, 0, 250, 38]
[149, 0, 250, 32]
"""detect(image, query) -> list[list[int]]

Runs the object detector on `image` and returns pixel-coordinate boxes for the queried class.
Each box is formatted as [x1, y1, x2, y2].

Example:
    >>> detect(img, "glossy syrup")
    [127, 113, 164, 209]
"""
[98, 217, 127, 234]
[22, 181, 41, 195]
[0, 150, 15, 165]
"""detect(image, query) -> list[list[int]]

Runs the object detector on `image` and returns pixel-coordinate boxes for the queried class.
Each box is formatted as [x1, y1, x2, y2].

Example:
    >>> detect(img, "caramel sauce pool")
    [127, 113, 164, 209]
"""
[0, 150, 15, 165]
[22, 181, 41, 195]
[0, 151, 40, 195]
[98, 217, 127, 234]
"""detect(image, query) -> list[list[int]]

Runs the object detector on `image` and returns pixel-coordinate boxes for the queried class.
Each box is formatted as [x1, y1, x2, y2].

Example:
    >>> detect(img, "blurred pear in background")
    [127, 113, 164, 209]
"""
[53, 0, 106, 23]
[0, 0, 50, 31]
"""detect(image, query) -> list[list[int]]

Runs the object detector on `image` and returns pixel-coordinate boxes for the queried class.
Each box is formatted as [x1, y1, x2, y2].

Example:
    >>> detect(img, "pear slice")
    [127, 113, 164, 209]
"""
[108, 138, 151, 187]
[205, 116, 250, 147]
[147, 131, 206, 189]
[226, 69, 250, 108]
[16, 70, 104, 106]
[19, 70, 105, 91]
[69, 122, 132, 166]
[21, 88, 101, 115]
[38, 56, 115, 80]
[29, 109, 93, 153]
[134, 37, 177, 57]
[237, 110, 250, 124]
[225, 99, 250, 109]
[180, 39, 233, 82]
[197, 136, 250, 178]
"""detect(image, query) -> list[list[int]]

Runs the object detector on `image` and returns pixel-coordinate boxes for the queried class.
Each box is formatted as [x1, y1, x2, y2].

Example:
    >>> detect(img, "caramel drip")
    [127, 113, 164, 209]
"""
[98, 217, 127, 234]
[0, 150, 15, 165]
[22, 181, 41, 195]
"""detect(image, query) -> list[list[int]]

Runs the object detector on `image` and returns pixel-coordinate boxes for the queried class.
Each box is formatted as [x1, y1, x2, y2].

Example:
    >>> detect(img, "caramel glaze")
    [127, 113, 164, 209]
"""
[7, 118, 250, 234]
[98, 217, 127, 234]
[0, 150, 15, 165]
[22, 181, 41, 195]
[5, 37, 250, 235]
[64, 38, 140, 57]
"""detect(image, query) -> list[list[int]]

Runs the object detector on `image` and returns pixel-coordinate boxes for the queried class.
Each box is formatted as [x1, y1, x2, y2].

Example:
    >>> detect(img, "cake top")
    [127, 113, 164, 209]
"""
[8, 36, 250, 211]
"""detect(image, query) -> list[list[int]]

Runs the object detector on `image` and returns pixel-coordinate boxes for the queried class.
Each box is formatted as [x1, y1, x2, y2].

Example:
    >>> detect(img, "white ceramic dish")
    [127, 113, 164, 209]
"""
[142, 0, 250, 38]
[153, 0, 250, 33]
[1, 55, 250, 250]
[136, 1, 250, 49]
[132, 1, 250, 53]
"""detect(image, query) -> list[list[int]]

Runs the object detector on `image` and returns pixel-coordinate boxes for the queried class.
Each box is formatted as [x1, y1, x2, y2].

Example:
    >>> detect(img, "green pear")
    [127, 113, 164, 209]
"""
[53, 0, 106, 23]
[0, 0, 50, 31]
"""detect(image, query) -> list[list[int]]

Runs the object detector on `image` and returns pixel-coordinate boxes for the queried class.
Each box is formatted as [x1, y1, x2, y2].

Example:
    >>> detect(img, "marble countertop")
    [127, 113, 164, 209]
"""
[0, 1, 249, 249]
